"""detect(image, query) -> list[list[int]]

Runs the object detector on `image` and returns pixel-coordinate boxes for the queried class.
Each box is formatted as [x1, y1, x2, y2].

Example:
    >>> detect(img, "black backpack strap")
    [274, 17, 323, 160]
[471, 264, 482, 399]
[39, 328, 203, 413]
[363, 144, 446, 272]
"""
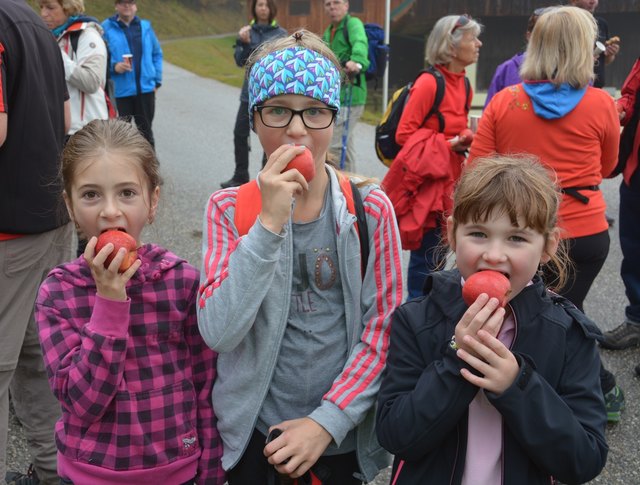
[464, 76, 471, 112]
[342, 14, 352, 49]
[423, 66, 446, 132]
[350, 180, 370, 277]
[69, 30, 81, 57]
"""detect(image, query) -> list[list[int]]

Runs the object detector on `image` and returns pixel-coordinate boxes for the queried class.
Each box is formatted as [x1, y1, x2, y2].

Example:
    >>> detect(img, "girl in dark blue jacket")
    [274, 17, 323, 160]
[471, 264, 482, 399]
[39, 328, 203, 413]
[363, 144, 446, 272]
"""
[376, 155, 607, 484]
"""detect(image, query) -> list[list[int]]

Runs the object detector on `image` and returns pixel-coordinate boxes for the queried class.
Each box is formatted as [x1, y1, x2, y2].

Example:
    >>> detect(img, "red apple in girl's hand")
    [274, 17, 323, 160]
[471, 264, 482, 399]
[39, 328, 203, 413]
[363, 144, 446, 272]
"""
[95, 230, 138, 272]
[459, 128, 474, 145]
[283, 147, 315, 182]
[462, 270, 512, 308]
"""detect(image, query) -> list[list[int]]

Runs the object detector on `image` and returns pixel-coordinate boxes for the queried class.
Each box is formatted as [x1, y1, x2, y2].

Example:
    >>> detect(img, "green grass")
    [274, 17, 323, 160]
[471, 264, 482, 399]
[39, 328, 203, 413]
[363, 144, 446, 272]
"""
[27, 0, 243, 40]
[163, 35, 245, 87]
[162, 35, 388, 124]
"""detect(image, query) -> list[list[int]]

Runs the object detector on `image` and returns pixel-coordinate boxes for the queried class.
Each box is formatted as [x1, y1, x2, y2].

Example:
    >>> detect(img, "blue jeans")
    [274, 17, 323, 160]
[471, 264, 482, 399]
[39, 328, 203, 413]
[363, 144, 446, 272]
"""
[620, 181, 640, 323]
[407, 227, 444, 300]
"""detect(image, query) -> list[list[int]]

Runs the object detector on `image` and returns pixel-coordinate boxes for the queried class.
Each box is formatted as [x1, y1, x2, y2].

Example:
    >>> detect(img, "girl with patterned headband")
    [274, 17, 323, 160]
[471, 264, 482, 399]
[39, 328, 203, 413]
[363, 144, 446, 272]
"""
[198, 30, 403, 484]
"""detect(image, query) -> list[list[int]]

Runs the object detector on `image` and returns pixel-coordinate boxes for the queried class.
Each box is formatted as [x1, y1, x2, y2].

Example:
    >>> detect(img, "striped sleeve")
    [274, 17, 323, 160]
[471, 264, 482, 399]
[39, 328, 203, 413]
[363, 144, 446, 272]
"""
[0, 43, 7, 112]
[197, 187, 286, 353]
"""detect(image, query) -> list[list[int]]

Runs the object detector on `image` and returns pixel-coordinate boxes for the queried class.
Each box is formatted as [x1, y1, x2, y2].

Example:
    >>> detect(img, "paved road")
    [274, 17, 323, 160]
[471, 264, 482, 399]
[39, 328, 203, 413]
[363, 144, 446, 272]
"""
[7, 62, 639, 484]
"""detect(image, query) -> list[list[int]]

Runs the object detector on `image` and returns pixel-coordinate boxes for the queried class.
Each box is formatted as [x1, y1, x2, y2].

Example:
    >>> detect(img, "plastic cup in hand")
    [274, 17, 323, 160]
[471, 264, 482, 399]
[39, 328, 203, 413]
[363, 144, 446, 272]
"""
[123, 54, 133, 67]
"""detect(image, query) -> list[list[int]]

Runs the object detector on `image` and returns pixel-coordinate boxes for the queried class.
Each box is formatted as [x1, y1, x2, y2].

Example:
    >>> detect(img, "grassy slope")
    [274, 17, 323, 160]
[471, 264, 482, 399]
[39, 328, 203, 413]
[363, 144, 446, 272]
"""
[27, 0, 244, 39]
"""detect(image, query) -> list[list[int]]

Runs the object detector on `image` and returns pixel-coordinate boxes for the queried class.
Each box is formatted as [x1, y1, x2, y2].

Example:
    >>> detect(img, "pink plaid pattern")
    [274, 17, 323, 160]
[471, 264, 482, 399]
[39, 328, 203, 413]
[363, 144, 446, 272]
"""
[36, 244, 225, 484]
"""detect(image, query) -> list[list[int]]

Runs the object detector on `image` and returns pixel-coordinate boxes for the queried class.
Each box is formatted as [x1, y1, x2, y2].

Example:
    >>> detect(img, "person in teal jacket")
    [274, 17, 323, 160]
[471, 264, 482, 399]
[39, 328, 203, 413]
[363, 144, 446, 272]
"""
[102, 0, 162, 147]
[323, 0, 369, 172]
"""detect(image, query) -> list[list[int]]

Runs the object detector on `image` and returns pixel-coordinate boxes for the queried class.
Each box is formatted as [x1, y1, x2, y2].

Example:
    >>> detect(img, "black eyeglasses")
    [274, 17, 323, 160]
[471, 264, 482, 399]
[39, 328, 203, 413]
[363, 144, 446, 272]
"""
[451, 14, 471, 34]
[117, 0, 135, 5]
[254, 105, 338, 129]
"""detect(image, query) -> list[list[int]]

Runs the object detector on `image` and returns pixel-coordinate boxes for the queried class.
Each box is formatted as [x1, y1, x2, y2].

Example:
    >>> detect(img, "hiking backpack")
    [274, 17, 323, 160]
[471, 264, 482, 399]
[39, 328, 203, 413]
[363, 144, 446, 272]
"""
[234, 177, 370, 277]
[342, 18, 389, 82]
[374, 66, 471, 167]
[68, 25, 118, 118]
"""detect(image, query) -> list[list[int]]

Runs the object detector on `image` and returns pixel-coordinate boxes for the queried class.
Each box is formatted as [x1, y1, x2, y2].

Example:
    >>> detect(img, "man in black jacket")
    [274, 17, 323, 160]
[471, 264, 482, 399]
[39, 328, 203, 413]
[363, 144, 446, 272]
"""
[0, 1, 72, 483]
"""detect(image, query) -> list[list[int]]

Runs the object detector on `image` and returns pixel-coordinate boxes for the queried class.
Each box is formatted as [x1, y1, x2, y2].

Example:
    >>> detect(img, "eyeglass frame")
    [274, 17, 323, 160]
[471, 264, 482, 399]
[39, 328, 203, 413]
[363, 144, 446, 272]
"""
[253, 105, 338, 130]
[451, 14, 471, 35]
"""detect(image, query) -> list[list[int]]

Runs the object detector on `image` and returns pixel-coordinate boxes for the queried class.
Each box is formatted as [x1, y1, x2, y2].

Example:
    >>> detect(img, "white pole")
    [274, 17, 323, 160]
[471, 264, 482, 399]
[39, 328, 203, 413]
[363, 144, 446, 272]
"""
[382, 0, 390, 112]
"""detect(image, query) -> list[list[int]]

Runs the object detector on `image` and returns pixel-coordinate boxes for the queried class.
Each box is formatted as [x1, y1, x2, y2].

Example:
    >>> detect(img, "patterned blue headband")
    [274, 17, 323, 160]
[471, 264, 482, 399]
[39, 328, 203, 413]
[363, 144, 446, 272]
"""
[248, 46, 341, 125]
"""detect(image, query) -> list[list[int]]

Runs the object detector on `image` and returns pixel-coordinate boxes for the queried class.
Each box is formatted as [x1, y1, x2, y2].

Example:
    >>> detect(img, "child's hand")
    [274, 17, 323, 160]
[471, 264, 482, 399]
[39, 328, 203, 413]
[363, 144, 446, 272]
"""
[263, 417, 333, 479]
[84, 236, 141, 301]
[454, 293, 505, 357]
[456, 329, 519, 394]
[258, 145, 310, 234]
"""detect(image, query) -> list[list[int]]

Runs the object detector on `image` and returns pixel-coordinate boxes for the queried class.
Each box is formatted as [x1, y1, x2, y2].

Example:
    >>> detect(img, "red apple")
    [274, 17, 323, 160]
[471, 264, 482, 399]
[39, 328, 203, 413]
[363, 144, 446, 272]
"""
[283, 147, 315, 183]
[95, 230, 138, 272]
[459, 128, 474, 144]
[462, 270, 512, 308]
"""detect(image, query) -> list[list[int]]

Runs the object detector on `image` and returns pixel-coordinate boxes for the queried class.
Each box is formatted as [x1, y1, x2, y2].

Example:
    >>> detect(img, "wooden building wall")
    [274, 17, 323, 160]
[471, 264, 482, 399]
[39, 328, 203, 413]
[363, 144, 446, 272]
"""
[253, 0, 404, 35]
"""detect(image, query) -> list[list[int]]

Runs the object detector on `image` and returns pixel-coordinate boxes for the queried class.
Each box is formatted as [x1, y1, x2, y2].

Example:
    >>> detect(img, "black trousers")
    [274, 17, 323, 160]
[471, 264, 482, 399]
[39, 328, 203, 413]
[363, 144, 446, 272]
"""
[227, 429, 361, 485]
[543, 229, 615, 393]
[117, 91, 156, 147]
[232, 99, 251, 180]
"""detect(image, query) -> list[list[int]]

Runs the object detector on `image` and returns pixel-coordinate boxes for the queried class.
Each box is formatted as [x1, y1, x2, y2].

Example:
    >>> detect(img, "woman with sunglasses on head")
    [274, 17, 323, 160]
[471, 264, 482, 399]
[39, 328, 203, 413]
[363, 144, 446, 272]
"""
[382, 14, 482, 300]
[198, 31, 403, 484]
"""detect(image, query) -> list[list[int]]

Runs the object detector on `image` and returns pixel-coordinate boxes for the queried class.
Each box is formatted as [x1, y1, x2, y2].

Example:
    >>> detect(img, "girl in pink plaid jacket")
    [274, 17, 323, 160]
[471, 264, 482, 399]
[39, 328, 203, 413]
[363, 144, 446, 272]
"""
[35, 119, 225, 485]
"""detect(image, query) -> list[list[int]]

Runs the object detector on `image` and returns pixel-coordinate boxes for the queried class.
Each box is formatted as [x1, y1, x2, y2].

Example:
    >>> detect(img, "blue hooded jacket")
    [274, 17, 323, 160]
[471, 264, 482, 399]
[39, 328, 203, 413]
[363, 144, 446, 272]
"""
[102, 14, 162, 98]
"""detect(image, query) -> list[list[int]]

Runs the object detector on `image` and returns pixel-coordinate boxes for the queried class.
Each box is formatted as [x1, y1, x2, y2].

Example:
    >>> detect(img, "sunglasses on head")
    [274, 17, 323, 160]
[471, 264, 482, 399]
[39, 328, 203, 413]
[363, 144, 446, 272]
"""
[451, 14, 471, 34]
[533, 7, 551, 16]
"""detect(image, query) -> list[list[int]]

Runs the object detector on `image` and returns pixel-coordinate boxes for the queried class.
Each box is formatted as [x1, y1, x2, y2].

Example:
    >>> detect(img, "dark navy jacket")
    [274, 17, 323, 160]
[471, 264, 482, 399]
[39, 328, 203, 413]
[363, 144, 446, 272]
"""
[376, 270, 608, 484]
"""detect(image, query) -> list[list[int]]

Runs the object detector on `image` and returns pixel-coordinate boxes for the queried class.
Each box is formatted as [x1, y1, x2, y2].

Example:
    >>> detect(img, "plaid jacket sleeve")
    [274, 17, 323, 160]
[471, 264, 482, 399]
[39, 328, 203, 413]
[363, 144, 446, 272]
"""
[36, 280, 130, 422]
[184, 278, 226, 485]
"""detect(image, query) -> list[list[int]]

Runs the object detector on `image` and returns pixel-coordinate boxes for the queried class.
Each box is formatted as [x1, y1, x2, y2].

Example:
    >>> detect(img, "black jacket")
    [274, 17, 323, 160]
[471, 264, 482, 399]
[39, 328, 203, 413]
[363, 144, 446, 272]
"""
[376, 270, 607, 484]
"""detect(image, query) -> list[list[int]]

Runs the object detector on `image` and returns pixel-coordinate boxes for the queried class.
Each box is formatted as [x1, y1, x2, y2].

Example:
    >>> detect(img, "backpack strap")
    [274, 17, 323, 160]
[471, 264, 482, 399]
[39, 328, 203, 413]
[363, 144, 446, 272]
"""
[463, 76, 471, 113]
[234, 177, 369, 277]
[423, 66, 446, 133]
[342, 14, 352, 49]
[68, 29, 81, 57]
[339, 176, 370, 277]
[234, 180, 261, 237]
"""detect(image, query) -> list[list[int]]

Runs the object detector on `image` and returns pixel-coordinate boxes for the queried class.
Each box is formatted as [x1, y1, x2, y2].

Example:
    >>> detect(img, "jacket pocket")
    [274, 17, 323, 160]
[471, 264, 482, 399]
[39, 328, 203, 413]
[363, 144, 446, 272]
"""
[76, 379, 198, 470]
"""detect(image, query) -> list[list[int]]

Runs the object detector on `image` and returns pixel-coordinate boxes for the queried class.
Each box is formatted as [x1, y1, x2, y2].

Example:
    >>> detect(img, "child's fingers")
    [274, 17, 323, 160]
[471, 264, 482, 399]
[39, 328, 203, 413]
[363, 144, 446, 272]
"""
[459, 293, 491, 329]
[121, 259, 142, 280]
[83, 236, 98, 263]
[264, 144, 306, 173]
[106, 247, 127, 273]
[92, 242, 114, 269]
[481, 306, 506, 338]
[457, 346, 486, 370]
[477, 329, 511, 358]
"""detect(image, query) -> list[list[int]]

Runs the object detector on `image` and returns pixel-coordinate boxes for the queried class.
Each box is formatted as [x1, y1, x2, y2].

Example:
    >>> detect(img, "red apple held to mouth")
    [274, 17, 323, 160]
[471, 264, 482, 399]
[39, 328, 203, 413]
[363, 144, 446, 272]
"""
[95, 230, 138, 272]
[459, 128, 474, 144]
[462, 270, 512, 308]
[283, 147, 315, 183]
